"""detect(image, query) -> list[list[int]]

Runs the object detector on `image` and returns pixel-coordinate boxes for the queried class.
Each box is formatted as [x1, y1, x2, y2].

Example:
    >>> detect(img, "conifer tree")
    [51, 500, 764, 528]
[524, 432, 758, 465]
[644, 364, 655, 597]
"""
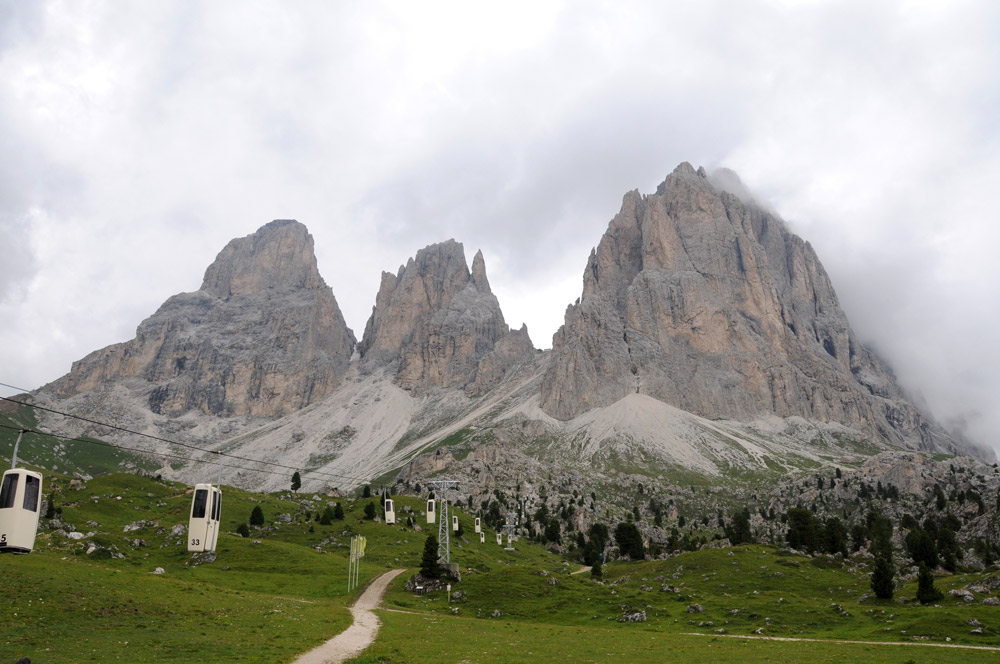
[868, 512, 895, 599]
[871, 548, 895, 599]
[591, 559, 603, 579]
[823, 517, 848, 557]
[291, 471, 301, 493]
[614, 522, 644, 560]
[334, 502, 345, 520]
[725, 510, 753, 545]
[916, 562, 942, 604]
[420, 534, 441, 578]
[364, 502, 376, 520]
[938, 527, 958, 572]
[544, 518, 561, 544]
[786, 508, 820, 552]
[588, 522, 609, 550]
[906, 529, 938, 568]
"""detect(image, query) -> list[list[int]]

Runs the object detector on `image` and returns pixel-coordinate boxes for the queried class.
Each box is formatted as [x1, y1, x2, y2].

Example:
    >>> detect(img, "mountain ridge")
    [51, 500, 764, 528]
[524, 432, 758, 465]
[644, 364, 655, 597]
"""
[43, 220, 356, 418]
[27, 165, 992, 496]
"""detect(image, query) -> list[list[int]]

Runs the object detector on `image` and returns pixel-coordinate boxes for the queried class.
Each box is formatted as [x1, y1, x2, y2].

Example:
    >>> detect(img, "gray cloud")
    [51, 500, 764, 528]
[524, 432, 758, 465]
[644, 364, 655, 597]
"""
[1, 0, 998, 454]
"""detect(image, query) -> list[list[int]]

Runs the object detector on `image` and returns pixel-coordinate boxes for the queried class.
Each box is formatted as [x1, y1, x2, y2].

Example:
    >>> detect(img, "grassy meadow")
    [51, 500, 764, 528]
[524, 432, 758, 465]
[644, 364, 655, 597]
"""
[2, 470, 1000, 663]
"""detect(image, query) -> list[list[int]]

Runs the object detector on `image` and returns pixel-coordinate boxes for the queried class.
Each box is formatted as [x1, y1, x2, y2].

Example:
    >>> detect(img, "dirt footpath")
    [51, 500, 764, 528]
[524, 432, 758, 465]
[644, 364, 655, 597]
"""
[293, 568, 406, 664]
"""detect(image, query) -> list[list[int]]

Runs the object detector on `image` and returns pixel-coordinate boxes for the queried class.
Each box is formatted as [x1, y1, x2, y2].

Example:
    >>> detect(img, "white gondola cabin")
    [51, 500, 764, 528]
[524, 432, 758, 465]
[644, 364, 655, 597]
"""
[474, 517, 481, 534]
[452, 515, 459, 532]
[384, 498, 396, 525]
[479, 531, 485, 544]
[496, 532, 502, 545]
[0, 469, 42, 554]
[188, 483, 221, 553]
[426, 499, 436, 524]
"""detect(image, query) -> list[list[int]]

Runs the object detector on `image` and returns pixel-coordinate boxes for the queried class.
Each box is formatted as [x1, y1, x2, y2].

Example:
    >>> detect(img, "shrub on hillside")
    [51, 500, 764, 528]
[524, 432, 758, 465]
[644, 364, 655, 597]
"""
[320, 506, 335, 525]
[250, 506, 265, 527]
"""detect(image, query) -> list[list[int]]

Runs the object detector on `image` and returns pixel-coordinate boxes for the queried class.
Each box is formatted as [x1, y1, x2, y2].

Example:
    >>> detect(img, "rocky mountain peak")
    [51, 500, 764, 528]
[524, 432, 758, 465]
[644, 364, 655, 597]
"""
[46, 220, 356, 418]
[541, 163, 975, 458]
[359, 240, 534, 394]
[201, 219, 323, 299]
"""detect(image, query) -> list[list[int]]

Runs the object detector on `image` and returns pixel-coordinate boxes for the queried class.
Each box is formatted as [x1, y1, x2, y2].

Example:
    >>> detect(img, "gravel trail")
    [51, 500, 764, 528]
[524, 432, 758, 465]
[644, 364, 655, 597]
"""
[292, 568, 406, 664]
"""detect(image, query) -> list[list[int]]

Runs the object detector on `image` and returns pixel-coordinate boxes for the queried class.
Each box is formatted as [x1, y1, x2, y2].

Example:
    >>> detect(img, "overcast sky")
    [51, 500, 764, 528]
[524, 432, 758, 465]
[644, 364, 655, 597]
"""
[1, 1, 997, 452]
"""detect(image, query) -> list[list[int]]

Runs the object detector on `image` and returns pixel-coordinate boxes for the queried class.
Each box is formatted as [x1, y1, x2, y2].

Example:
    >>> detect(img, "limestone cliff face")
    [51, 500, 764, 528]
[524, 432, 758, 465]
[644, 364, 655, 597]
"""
[541, 163, 960, 454]
[359, 240, 535, 395]
[47, 220, 356, 417]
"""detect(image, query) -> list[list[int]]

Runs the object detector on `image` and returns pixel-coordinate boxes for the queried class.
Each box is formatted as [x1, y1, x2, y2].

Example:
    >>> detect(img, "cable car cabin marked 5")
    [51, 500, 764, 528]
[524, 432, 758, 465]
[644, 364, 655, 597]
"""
[0, 468, 43, 554]
[188, 483, 221, 553]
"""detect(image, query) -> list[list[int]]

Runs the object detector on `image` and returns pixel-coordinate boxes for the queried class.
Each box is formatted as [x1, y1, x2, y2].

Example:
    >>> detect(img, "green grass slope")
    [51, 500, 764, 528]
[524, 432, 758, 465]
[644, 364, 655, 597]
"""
[366, 545, 1000, 663]
[5, 470, 1000, 664]
[0, 472, 560, 663]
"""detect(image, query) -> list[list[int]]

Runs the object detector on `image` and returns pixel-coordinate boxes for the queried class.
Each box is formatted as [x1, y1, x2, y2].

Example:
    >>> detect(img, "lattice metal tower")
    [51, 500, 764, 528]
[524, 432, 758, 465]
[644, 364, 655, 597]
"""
[428, 479, 459, 563]
[502, 511, 518, 551]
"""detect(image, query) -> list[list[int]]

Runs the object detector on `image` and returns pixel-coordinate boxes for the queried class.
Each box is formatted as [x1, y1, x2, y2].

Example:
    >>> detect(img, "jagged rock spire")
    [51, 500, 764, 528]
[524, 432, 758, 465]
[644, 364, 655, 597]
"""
[359, 240, 533, 395]
[471, 249, 491, 293]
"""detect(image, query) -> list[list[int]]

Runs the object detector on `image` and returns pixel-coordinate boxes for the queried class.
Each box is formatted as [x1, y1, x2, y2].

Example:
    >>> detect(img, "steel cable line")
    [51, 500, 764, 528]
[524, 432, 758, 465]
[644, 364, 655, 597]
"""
[0, 422, 356, 480]
[1, 381, 374, 484]
[0, 422, 284, 477]
[1, 380, 168, 436]
[0, 395, 373, 484]
[0, 382, 270, 466]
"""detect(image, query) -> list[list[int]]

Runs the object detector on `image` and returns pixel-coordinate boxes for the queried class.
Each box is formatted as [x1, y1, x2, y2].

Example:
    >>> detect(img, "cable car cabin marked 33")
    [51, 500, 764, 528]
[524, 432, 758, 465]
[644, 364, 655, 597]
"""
[188, 483, 221, 553]
[0, 469, 42, 554]
[426, 499, 435, 524]
[384, 498, 396, 525]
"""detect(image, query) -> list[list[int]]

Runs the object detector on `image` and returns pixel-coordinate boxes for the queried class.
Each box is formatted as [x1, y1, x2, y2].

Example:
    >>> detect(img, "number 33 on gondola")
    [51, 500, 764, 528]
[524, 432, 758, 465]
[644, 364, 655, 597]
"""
[188, 483, 221, 553]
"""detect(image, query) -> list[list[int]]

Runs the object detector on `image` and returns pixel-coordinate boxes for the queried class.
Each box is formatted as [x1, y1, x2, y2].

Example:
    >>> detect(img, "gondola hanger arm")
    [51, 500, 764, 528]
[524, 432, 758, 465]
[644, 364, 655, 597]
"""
[11, 428, 29, 469]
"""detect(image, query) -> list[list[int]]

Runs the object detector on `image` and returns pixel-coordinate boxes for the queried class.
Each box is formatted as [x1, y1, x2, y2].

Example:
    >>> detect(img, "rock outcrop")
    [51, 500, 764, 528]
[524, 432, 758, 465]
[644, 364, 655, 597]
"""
[359, 240, 535, 395]
[541, 163, 967, 456]
[46, 220, 355, 417]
